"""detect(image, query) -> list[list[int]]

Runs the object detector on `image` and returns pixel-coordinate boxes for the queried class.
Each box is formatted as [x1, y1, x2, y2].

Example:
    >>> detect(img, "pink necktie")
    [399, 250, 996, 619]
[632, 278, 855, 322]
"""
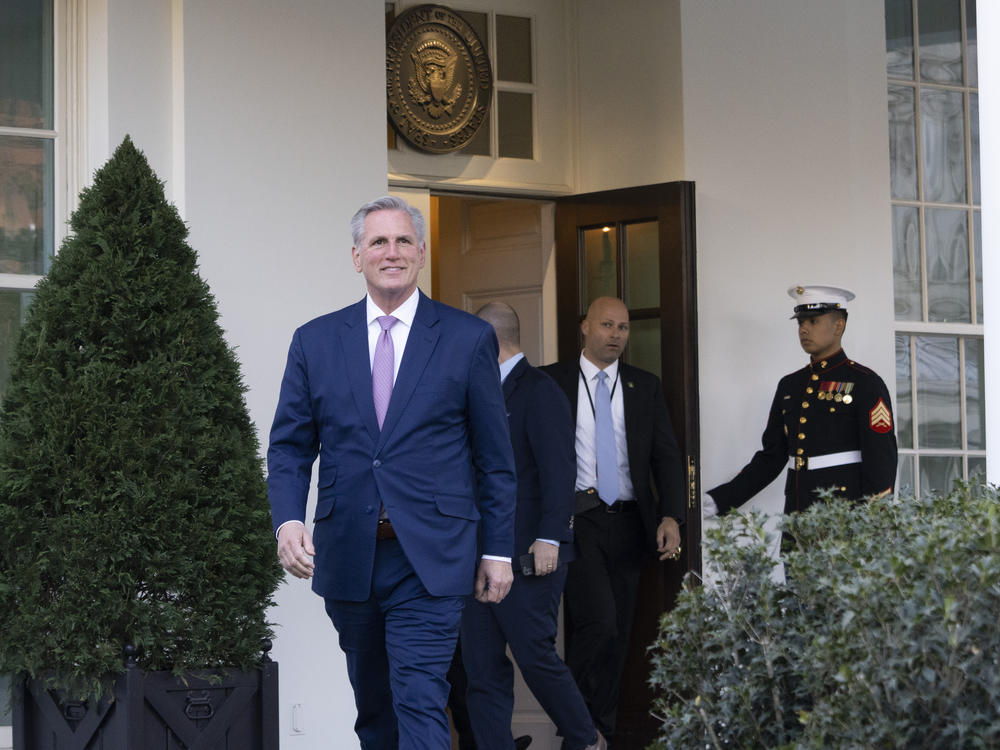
[372, 316, 398, 428]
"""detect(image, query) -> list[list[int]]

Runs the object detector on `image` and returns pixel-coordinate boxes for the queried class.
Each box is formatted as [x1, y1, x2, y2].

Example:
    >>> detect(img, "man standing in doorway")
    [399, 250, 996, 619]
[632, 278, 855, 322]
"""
[705, 285, 897, 516]
[267, 196, 517, 750]
[463, 302, 606, 750]
[541, 296, 685, 746]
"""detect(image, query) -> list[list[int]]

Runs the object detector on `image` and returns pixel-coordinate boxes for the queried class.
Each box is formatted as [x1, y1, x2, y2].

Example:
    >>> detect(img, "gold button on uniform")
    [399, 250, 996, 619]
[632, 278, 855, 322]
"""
[811, 374, 819, 381]
[797, 448, 804, 455]
[799, 417, 807, 424]
[806, 387, 814, 394]
[797, 433, 805, 440]
[802, 401, 809, 409]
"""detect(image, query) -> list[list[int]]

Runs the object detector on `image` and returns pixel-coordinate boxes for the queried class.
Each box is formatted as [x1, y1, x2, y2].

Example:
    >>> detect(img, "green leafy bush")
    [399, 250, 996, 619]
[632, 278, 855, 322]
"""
[0, 137, 282, 699]
[649, 483, 1000, 749]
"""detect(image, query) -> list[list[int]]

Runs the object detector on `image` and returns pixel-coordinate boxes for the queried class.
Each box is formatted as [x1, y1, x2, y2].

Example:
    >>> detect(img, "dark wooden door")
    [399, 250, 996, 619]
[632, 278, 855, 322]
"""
[555, 182, 700, 750]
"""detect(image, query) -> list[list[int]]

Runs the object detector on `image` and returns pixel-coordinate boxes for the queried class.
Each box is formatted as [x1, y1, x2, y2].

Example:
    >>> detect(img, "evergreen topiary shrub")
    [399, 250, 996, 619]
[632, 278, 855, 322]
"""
[0, 136, 282, 701]
[649, 483, 1000, 749]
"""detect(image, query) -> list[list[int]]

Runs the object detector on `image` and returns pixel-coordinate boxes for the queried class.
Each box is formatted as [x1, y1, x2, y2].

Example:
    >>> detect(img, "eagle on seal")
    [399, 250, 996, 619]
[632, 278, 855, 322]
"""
[408, 40, 462, 119]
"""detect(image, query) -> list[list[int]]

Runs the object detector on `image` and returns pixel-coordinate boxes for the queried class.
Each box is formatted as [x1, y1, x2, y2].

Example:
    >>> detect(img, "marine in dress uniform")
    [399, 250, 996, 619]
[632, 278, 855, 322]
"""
[707, 286, 898, 516]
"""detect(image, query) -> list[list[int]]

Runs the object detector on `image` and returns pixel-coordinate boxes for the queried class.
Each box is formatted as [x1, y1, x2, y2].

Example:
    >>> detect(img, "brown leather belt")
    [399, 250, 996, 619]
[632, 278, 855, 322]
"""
[376, 520, 397, 540]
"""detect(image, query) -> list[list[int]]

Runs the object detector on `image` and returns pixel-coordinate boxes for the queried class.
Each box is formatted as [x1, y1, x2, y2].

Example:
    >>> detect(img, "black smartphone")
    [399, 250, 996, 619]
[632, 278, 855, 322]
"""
[519, 552, 535, 576]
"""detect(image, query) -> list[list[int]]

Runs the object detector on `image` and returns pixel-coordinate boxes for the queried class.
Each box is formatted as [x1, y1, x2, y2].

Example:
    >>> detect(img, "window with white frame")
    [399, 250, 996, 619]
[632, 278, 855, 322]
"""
[885, 0, 984, 497]
[1, 0, 58, 741]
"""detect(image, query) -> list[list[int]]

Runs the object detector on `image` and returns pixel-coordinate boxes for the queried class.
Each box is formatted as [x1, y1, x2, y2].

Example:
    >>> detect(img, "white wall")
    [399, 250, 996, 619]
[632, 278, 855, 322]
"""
[573, 0, 685, 192]
[180, 1, 388, 745]
[106, 0, 175, 196]
[681, 0, 896, 525]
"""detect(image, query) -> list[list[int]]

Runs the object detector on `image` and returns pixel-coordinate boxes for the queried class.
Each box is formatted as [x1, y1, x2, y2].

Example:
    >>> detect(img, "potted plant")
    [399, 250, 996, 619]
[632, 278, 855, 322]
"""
[0, 137, 283, 749]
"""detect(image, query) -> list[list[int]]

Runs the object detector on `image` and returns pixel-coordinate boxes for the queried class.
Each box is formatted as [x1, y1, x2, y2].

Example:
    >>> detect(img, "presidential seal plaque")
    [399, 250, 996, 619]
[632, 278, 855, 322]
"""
[386, 4, 493, 154]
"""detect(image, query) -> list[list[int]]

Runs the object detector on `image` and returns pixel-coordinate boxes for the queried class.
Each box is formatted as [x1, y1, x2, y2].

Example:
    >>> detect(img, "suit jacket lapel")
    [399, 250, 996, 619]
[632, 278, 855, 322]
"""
[619, 363, 641, 483]
[376, 292, 440, 451]
[341, 299, 381, 443]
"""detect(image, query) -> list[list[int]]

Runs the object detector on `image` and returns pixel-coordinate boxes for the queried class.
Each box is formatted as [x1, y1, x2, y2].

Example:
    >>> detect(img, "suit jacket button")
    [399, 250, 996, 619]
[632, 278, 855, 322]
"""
[373, 459, 381, 468]
[364, 505, 374, 514]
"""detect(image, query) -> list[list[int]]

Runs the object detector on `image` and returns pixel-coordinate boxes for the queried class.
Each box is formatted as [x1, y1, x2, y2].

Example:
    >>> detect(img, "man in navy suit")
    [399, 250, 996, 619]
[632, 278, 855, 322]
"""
[267, 196, 517, 750]
[461, 302, 606, 750]
[541, 296, 684, 746]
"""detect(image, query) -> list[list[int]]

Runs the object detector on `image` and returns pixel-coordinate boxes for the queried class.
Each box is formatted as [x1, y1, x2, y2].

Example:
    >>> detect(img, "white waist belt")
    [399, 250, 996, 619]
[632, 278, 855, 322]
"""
[788, 450, 862, 472]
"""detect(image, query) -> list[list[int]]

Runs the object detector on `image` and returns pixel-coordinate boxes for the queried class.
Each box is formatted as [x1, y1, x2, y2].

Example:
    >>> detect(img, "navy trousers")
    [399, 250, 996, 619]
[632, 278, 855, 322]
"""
[325, 538, 465, 750]
[461, 564, 596, 750]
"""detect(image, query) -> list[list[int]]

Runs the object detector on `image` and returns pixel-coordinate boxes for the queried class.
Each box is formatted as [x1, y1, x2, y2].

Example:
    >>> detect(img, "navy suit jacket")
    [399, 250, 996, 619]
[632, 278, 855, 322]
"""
[540, 359, 685, 551]
[503, 357, 576, 564]
[267, 292, 517, 601]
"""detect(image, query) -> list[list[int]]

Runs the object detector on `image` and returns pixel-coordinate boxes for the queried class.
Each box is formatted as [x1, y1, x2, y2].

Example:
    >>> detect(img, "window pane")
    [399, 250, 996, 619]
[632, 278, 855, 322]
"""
[897, 454, 915, 497]
[920, 455, 961, 496]
[459, 119, 490, 156]
[918, 0, 963, 84]
[582, 226, 617, 311]
[624, 222, 659, 309]
[625, 317, 661, 380]
[916, 336, 961, 448]
[496, 15, 532, 83]
[966, 0, 978, 87]
[888, 85, 918, 200]
[921, 87, 966, 203]
[0, 0, 53, 129]
[965, 337, 985, 450]
[971, 92, 980, 205]
[497, 91, 532, 159]
[968, 456, 986, 483]
[0, 290, 33, 395]
[0, 135, 54, 275]
[886, 0, 914, 79]
[895, 334, 913, 448]
[924, 207, 970, 322]
[973, 210, 982, 322]
[892, 205, 922, 320]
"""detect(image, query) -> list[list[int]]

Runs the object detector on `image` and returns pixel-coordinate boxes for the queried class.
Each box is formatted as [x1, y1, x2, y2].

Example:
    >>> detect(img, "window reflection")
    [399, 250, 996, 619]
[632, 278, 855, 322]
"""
[892, 206, 921, 320]
[915, 336, 961, 449]
[924, 207, 970, 322]
[582, 226, 618, 311]
[918, 0, 963, 84]
[895, 335, 913, 449]
[888, 86, 918, 200]
[921, 88, 966, 203]
[920, 455, 962, 497]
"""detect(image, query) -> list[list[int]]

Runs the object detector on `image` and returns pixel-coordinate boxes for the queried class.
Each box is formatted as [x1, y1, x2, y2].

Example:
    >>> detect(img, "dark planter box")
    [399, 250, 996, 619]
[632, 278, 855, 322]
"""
[13, 659, 278, 750]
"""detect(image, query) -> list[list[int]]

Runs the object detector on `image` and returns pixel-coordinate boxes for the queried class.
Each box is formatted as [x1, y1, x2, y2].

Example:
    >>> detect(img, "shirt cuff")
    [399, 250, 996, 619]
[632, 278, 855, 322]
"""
[275, 519, 305, 540]
[535, 539, 559, 547]
[481, 554, 512, 563]
[703, 494, 719, 518]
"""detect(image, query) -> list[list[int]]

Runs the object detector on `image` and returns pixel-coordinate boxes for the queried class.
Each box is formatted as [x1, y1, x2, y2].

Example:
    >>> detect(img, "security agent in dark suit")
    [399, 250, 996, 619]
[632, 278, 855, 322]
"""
[705, 285, 897, 517]
[462, 302, 606, 750]
[540, 296, 685, 744]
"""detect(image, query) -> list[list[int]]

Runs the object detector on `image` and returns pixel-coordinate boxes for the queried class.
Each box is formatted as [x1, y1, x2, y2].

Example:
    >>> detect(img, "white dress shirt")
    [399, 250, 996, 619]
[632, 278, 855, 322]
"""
[575, 354, 635, 502]
[365, 287, 420, 377]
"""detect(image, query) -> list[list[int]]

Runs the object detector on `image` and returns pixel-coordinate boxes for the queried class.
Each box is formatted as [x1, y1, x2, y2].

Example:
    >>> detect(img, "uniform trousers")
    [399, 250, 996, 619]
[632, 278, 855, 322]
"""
[563, 503, 644, 740]
[325, 538, 464, 750]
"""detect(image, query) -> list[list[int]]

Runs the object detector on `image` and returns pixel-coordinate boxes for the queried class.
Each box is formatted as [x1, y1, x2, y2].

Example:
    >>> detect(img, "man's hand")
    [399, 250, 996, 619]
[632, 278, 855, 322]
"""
[474, 558, 513, 603]
[277, 522, 315, 579]
[656, 516, 682, 561]
[529, 540, 559, 576]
